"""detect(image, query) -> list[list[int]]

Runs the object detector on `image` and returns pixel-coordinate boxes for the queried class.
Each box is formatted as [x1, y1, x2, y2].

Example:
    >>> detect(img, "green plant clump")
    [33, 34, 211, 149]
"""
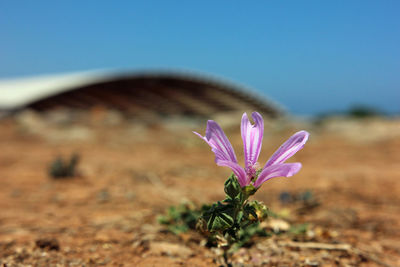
[48, 154, 80, 179]
[197, 174, 269, 259]
[158, 202, 210, 235]
[158, 195, 269, 250]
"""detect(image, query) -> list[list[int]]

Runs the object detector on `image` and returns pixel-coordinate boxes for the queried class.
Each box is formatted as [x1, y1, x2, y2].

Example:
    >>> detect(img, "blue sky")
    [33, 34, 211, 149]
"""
[0, 1, 399, 115]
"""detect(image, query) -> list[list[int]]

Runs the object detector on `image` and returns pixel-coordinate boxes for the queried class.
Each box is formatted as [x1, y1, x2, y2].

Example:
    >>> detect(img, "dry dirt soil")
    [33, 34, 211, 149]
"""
[0, 112, 399, 266]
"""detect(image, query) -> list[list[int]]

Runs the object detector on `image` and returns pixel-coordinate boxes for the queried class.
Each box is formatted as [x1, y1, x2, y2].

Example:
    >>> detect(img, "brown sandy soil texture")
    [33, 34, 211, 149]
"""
[0, 111, 399, 266]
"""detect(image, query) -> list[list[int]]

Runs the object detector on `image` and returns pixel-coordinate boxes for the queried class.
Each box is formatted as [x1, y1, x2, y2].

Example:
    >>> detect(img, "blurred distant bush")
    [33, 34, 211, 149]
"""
[48, 153, 80, 179]
[346, 105, 383, 118]
[314, 104, 384, 125]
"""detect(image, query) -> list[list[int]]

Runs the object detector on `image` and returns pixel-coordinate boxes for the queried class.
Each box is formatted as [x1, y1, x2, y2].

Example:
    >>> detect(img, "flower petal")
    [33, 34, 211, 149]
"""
[193, 120, 238, 163]
[264, 130, 309, 168]
[253, 163, 302, 188]
[216, 160, 248, 187]
[241, 112, 264, 169]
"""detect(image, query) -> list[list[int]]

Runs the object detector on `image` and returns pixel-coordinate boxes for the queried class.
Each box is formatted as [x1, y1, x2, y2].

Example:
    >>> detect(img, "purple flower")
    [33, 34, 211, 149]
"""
[194, 112, 309, 188]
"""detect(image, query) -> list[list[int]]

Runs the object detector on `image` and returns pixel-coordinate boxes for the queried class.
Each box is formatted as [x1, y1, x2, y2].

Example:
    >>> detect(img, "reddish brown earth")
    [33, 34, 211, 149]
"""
[0, 112, 399, 266]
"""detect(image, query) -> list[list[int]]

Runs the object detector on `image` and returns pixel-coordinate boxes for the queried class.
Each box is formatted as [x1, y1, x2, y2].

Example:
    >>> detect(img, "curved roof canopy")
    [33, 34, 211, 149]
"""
[0, 70, 284, 118]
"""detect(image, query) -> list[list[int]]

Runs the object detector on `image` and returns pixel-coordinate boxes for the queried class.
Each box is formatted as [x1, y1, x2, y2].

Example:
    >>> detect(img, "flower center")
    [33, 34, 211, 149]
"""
[245, 162, 260, 180]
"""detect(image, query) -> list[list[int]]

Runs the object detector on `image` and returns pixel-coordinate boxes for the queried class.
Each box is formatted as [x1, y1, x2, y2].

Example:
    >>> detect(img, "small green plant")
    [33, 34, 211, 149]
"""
[196, 174, 271, 264]
[158, 202, 210, 235]
[48, 153, 80, 179]
[158, 200, 269, 248]
[289, 223, 309, 236]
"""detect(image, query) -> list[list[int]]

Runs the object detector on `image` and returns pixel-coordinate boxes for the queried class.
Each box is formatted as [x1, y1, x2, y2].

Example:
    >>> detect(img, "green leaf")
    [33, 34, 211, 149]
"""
[236, 210, 244, 224]
[224, 174, 241, 199]
[243, 203, 258, 221]
[202, 202, 235, 232]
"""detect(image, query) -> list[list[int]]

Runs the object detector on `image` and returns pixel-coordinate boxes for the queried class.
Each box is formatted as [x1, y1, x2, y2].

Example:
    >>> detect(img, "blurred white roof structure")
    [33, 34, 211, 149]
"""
[0, 70, 284, 118]
[0, 70, 113, 109]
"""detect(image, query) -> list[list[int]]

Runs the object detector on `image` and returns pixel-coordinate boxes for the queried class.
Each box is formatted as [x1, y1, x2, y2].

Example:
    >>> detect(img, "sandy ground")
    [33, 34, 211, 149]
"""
[0, 112, 399, 266]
